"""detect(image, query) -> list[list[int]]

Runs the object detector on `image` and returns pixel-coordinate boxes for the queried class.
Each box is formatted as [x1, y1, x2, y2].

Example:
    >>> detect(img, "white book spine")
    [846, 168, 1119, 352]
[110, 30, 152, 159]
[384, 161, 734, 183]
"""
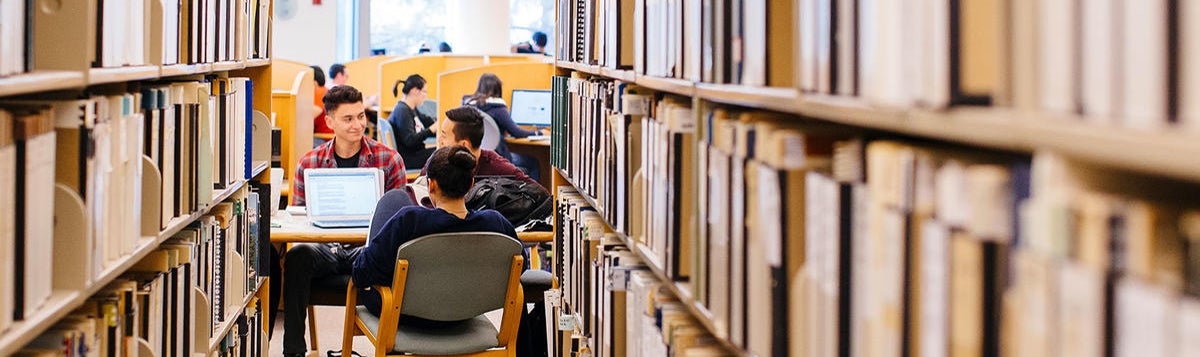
[1038, 0, 1078, 114]
[0, 138, 14, 332]
[1121, 0, 1169, 130]
[24, 131, 55, 316]
[1181, 0, 1200, 132]
[1080, 0, 1117, 122]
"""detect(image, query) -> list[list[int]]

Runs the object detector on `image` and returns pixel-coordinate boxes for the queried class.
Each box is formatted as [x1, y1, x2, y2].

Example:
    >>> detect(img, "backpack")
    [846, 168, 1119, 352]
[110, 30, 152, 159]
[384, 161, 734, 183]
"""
[466, 176, 552, 231]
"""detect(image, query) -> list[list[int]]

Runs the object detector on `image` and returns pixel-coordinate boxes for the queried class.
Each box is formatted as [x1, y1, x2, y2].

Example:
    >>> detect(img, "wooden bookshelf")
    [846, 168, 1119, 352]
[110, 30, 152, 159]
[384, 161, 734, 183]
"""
[214, 61, 247, 72]
[208, 278, 268, 352]
[555, 168, 747, 356]
[246, 58, 271, 68]
[161, 63, 215, 77]
[89, 65, 162, 85]
[558, 61, 1200, 183]
[251, 160, 270, 179]
[0, 71, 87, 97]
[0, 175, 255, 356]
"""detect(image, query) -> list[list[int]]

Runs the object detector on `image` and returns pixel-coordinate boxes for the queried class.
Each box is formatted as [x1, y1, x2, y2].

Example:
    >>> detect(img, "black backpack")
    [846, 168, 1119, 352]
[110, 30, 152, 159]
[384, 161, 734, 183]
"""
[466, 176, 552, 231]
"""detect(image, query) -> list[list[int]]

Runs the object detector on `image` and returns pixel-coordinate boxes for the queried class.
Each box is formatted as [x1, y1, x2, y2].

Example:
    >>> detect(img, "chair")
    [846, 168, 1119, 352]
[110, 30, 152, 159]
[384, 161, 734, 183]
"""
[375, 118, 398, 150]
[479, 110, 501, 152]
[416, 100, 438, 119]
[303, 189, 413, 354]
[342, 232, 525, 357]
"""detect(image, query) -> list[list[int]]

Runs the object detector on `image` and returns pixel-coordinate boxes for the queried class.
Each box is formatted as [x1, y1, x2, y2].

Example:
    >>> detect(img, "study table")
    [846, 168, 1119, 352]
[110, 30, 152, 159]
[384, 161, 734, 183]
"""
[506, 135, 552, 188]
[270, 210, 553, 243]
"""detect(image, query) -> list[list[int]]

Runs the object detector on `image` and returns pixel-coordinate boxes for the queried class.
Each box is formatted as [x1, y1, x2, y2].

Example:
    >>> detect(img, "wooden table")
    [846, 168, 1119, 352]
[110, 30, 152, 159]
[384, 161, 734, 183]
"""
[506, 136, 552, 188]
[270, 211, 368, 243]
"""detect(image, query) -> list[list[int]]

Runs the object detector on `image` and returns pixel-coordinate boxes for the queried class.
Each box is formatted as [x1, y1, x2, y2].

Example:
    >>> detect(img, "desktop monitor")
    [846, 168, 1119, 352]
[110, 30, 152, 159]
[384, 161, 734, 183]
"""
[510, 89, 553, 127]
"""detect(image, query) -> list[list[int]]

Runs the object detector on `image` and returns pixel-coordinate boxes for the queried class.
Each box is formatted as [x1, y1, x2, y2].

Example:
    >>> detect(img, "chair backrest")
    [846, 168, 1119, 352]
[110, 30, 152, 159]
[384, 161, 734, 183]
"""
[395, 232, 522, 321]
[368, 189, 414, 240]
[416, 100, 438, 119]
[375, 116, 398, 150]
[479, 110, 501, 151]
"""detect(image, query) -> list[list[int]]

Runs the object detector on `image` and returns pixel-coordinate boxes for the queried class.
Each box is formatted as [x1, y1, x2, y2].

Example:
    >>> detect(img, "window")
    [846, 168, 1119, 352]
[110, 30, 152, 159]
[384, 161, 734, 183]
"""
[369, 0, 447, 56]
[509, 0, 555, 52]
[368, 0, 554, 56]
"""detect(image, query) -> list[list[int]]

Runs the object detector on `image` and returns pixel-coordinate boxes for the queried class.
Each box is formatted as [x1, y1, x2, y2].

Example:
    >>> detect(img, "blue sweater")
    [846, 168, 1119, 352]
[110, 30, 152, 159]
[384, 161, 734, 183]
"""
[352, 206, 518, 314]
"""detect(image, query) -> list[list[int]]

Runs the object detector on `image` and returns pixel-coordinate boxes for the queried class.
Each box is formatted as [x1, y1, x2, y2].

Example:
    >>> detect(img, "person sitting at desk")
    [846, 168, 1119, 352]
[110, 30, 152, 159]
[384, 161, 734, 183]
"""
[352, 145, 520, 316]
[387, 74, 438, 169]
[281, 85, 407, 357]
[466, 73, 543, 180]
[418, 106, 542, 192]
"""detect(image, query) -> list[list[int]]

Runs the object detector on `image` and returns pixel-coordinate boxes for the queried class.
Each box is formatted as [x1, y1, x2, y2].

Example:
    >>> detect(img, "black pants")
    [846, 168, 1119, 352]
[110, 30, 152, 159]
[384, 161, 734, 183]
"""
[280, 243, 363, 354]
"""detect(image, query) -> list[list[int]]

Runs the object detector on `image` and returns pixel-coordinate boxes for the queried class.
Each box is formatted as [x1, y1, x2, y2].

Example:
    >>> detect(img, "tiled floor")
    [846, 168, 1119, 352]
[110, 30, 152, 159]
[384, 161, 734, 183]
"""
[267, 306, 504, 357]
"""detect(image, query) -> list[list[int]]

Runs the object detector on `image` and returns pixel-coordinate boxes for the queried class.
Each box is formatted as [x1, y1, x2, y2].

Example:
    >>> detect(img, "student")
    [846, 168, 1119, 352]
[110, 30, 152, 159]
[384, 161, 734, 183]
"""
[512, 31, 548, 54]
[311, 65, 333, 139]
[466, 73, 543, 180]
[422, 106, 542, 189]
[439, 41, 452, 53]
[328, 63, 348, 88]
[352, 144, 519, 316]
[387, 74, 439, 169]
[280, 85, 408, 357]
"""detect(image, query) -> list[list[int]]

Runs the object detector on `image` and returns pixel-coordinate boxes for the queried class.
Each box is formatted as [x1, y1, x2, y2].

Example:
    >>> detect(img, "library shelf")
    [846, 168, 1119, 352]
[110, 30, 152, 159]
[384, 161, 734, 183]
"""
[558, 61, 1200, 183]
[208, 278, 268, 352]
[251, 161, 270, 179]
[161, 63, 214, 77]
[0, 71, 87, 97]
[89, 65, 161, 85]
[0, 179, 252, 355]
[555, 168, 747, 356]
[555, 61, 637, 82]
[213, 61, 247, 72]
[246, 58, 271, 68]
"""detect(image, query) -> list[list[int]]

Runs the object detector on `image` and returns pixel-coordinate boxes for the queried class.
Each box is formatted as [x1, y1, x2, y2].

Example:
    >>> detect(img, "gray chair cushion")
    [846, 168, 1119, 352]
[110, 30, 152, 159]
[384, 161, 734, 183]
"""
[394, 233, 523, 321]
[356, 306, 499, 355]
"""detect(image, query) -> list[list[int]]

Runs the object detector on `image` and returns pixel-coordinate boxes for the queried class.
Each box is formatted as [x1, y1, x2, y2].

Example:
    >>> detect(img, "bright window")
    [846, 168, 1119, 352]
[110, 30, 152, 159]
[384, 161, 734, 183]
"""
[369, 0, 554, 56]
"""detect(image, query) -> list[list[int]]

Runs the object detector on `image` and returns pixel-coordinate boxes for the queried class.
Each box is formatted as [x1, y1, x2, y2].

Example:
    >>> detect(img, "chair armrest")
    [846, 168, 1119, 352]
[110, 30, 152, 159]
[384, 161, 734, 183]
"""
[375, 285, 400, 352]
[496, 256, 525, 347]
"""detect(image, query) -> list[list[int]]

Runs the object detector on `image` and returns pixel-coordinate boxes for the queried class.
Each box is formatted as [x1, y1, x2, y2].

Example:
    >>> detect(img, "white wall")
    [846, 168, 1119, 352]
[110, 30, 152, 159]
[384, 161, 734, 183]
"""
[445, 0, 512, 54]
[273, 0, 339, 72]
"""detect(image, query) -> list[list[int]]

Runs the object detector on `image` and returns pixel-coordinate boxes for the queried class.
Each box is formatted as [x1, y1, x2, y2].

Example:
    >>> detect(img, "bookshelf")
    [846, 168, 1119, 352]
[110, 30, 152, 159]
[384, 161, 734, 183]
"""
[0, 71, 86, 97]
[550, 1, 1200, 356]
[0, 0, 277, 355]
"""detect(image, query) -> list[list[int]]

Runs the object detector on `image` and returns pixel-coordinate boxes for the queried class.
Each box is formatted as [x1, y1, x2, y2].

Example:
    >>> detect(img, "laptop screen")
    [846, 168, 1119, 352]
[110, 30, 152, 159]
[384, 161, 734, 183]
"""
[510, 89, 552, 127]
[305, 168, 383, 218]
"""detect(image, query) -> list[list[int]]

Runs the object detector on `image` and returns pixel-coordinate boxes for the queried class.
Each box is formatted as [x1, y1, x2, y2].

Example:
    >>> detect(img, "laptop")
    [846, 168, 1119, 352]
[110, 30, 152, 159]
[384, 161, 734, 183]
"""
[510, 89, 552, 128]
[304, 168, 385, 228]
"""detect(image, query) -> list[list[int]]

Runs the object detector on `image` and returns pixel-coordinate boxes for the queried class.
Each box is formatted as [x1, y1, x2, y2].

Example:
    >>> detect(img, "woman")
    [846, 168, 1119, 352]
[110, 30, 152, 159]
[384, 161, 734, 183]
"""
[351, 145, 519, 315]
[311, 65, 333, 141]
[387, 74, 438, 169]
[467, 73, 542, 179]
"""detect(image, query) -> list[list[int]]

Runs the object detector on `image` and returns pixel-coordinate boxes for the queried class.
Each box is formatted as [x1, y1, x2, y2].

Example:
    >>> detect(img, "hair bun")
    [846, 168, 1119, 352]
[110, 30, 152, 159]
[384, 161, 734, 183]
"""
[449, 148, 477, 170]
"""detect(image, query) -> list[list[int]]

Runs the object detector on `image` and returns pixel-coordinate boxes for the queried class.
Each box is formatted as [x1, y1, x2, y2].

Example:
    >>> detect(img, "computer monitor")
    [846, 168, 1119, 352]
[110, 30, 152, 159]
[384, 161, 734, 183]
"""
[510, 89, 553, 127]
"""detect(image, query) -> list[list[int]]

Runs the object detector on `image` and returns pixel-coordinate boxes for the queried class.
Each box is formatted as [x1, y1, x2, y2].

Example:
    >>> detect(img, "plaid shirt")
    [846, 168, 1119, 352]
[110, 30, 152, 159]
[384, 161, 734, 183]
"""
[292, 136, 406, 206]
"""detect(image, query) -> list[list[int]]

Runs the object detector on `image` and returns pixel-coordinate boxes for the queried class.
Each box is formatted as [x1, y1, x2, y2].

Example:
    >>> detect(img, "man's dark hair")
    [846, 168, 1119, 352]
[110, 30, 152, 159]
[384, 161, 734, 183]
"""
[444, 106, 485, 149]
[323, 85, 363, 114]
[439, 42, 452, 53]
[532, 32, 548, 48]
[329, 63, 346, 78]
[427, 145, 477, 199]
[310, 65, 326, 87]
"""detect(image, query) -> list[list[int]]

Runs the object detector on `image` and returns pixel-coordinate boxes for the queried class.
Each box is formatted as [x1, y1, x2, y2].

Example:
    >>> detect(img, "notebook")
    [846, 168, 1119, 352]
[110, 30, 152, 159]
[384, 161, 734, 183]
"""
[511, 89, 553, 127]
[304, 168, 384, 228]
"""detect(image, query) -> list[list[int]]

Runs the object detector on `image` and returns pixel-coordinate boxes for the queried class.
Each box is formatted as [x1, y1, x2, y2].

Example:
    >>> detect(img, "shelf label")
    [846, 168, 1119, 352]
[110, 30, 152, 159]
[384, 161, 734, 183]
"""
[558, 314, 576, 331]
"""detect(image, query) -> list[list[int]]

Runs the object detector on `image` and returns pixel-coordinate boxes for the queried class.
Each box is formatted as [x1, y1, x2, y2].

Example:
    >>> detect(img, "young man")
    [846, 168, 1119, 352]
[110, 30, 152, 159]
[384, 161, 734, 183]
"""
[328, 63, 348, 88]
[422, 106, 542, 189]
[281, 85, 407, 357]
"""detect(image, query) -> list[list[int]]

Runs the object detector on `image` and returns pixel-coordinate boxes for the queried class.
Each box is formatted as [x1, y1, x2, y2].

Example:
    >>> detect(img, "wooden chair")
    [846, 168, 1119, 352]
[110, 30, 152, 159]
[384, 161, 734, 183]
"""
[342, 232, 525, 357]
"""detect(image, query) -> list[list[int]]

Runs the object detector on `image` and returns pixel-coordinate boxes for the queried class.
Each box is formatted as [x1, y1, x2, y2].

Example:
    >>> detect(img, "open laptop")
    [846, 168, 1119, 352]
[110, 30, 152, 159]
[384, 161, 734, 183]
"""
[304, 168, 384, 228]
[510, 89, 552, 129]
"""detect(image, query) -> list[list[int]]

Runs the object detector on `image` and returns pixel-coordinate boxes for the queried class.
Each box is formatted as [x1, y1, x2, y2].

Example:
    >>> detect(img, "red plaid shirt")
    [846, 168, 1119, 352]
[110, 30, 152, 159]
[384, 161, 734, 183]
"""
[292, 136, 407, 206]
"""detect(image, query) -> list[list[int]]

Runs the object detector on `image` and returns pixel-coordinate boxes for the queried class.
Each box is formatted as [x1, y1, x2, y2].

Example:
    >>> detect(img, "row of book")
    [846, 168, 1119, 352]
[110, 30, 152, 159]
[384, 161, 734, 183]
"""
[557, 0, 1200, 131]
[0, 76, 258, 334]
[15, 186, 269, 356]
[552, 73, 1200, 356]
[0, 0, 26, 77]
[553, 187, 729, 357]
[3, 0, 271, 77]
